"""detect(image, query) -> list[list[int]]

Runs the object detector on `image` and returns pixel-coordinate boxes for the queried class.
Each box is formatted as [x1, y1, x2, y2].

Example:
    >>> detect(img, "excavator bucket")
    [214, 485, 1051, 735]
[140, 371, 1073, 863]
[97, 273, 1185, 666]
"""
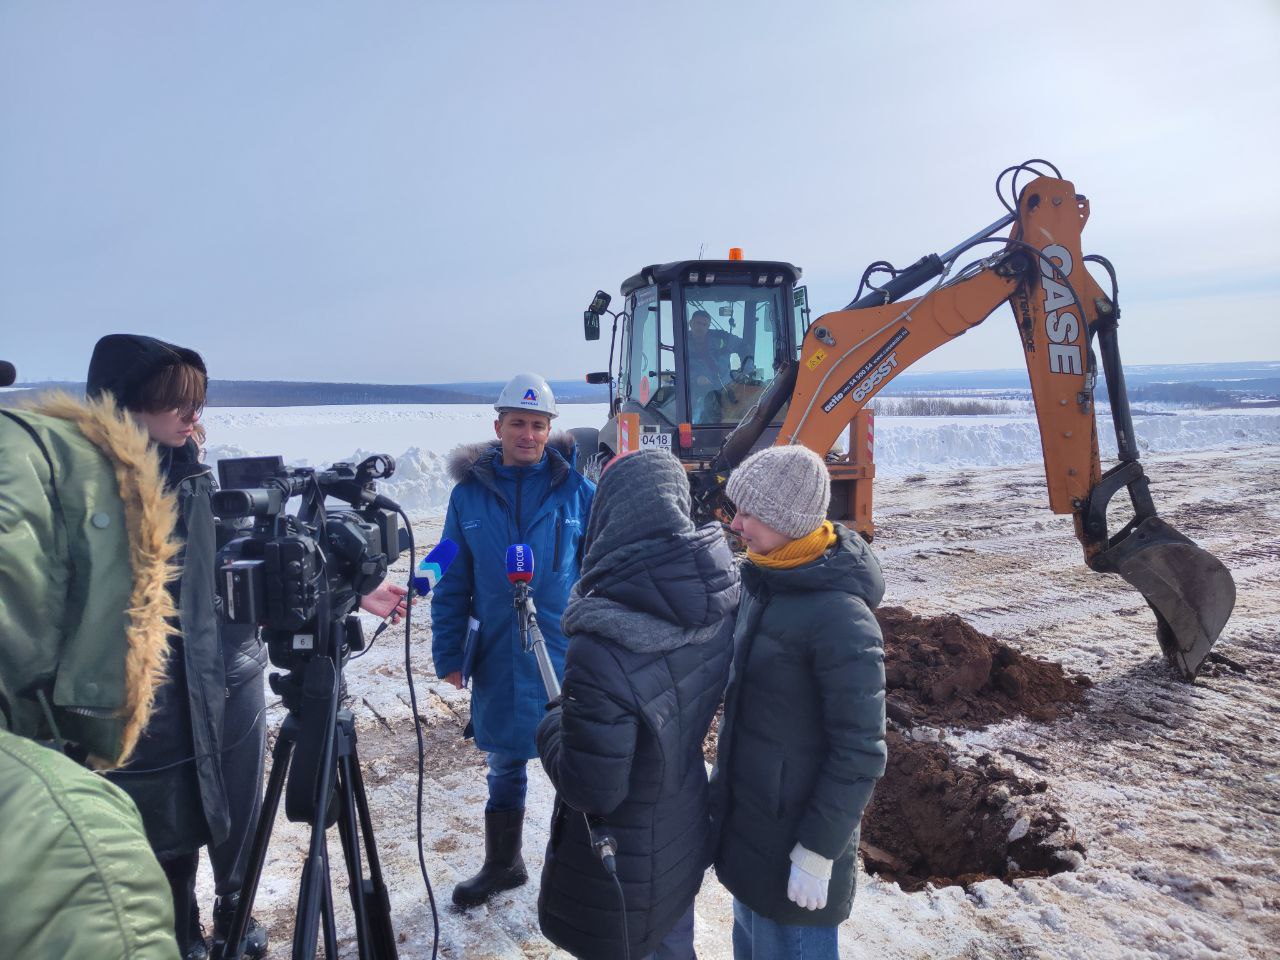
[1091, 516, 1236, 679]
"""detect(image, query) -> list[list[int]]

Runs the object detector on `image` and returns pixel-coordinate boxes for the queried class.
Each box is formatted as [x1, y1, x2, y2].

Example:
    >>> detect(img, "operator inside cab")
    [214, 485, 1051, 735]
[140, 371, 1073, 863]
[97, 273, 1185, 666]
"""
[687, 309, 746, 422]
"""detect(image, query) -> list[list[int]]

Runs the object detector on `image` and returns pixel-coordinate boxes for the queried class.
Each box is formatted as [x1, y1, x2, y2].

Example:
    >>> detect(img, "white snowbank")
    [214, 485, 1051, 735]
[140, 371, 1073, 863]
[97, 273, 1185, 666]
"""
[202, 403, 609, 515]
[874, 411, 1280, 476]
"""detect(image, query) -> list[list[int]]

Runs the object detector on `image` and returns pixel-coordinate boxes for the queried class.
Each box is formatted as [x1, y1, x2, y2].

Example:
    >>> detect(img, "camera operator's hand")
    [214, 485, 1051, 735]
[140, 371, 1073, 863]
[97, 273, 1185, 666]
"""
[360, 580, 411, 622]
[443, 671, 464, 690]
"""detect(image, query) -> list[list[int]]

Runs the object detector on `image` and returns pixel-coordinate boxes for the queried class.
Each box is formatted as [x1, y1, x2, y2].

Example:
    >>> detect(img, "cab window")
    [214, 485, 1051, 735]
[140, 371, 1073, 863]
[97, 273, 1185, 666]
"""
[624, 287, 678, 418]
[683, 285, 786, 425]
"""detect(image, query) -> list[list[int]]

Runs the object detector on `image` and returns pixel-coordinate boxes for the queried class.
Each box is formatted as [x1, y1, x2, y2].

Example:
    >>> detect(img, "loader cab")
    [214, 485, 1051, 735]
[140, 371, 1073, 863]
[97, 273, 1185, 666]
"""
[586, 257, 805, 461]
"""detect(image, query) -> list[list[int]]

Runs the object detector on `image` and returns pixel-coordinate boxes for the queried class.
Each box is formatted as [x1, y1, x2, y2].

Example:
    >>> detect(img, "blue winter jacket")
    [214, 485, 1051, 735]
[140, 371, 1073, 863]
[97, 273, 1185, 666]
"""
[431, 436, 595, 758]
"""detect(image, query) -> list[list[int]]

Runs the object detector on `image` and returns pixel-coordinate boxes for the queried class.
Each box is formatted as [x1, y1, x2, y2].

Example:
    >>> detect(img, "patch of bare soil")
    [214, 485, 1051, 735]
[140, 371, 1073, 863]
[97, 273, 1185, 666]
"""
[702, 704, 722, 765]
[860, 731, 1083, 891]
[877, 606, 1091, 728]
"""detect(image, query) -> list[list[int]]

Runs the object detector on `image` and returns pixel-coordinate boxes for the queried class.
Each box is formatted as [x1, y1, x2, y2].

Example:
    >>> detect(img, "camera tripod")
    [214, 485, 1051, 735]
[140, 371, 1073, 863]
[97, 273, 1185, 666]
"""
[218, 650, 397, 960]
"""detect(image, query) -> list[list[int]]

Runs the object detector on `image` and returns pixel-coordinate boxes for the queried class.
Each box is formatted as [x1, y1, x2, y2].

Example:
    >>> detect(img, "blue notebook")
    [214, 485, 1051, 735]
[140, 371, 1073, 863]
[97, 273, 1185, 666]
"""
[460, 616, 481, 688]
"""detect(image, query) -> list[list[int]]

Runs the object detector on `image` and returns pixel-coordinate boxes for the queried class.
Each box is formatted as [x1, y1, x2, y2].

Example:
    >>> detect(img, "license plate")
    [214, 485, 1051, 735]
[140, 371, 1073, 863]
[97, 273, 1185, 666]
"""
[638, 432, 672, 449]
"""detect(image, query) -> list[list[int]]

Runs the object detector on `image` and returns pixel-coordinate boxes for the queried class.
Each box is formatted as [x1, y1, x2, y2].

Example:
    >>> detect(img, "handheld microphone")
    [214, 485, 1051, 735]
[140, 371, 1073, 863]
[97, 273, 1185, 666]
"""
[412, 539, 459, 595]
[506, 544, 534, 584]
[0, 361, 15, 388]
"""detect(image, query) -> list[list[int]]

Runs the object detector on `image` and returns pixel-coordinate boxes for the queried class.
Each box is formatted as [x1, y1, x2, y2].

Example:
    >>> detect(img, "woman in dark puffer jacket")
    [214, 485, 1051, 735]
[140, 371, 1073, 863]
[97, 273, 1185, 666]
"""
[712, 445, 887, 960]
[537, 449, 739, 959]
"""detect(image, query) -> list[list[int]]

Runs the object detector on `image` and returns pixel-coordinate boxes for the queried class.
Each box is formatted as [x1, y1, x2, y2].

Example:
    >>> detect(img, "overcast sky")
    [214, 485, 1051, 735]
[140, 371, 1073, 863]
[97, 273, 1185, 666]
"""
[3, 1, 1278, 383]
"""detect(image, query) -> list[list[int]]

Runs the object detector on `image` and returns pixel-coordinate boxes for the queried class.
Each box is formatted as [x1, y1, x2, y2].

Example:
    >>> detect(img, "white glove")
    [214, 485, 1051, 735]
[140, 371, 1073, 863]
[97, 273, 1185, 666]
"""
[786, 843, 831, 911]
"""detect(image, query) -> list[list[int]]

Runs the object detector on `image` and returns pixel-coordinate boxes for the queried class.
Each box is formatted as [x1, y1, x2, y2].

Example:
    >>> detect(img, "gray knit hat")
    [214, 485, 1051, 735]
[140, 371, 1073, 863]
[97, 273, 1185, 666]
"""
[725, 446, 830, 539]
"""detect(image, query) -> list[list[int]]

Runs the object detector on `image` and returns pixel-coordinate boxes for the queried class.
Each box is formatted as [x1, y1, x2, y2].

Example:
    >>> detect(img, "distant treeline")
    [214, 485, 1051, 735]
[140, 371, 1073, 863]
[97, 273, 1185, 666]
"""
[1127, 382, 1234, 407]
[205, 381, 492, 405]
[873, 397, 1019, 416]
[1, 379, 609, 408]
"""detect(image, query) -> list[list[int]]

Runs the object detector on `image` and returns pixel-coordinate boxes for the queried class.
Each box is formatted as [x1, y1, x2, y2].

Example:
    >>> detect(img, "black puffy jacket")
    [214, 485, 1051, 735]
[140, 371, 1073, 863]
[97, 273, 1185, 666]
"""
[711, 525, 887, 927]
[91, 335, 230, 859]
[536, 520, 738, 960]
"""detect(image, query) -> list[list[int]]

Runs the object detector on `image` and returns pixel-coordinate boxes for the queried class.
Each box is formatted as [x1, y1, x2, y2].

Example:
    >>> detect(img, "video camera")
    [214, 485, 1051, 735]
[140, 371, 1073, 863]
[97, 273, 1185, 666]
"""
[212, 453, 426, 959]
[212, 453, 404, 709]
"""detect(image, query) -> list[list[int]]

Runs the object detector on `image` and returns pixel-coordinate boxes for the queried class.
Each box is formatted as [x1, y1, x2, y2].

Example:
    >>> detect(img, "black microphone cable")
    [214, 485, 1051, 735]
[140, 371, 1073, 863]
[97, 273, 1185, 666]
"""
[106, 701, 275, 776]
[585, 814, 629, 960]
[394, 506, 441, 960]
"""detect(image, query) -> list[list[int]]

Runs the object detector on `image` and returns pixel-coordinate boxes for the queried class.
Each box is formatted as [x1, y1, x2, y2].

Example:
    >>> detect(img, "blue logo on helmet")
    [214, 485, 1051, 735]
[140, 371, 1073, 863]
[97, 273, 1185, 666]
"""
[522, 389, 538, 402]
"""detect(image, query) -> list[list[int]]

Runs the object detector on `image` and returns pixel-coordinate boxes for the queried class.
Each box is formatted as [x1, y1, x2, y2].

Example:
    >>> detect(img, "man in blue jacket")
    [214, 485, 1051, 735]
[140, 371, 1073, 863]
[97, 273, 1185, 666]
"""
[431, 372, 595, 909]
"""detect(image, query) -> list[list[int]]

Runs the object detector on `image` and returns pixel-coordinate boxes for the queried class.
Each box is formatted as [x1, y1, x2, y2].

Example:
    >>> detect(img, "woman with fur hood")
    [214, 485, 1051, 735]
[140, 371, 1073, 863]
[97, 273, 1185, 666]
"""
[0, 389, 181, 957]
[536, 449, 739, 960]
[86, 334, 408, 958]
[87, 335, 235, 960]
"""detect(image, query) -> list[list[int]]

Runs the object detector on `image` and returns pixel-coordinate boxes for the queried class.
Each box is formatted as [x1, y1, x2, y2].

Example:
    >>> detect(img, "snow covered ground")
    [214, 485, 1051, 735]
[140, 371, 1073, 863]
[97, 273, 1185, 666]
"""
[192, 405, 1279, 959]
[200, 401, 1280, 515]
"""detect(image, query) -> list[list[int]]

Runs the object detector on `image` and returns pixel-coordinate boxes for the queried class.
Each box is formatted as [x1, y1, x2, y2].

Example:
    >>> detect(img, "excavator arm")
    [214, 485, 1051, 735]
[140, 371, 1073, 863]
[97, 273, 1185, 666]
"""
[768, 172, 1234, 679]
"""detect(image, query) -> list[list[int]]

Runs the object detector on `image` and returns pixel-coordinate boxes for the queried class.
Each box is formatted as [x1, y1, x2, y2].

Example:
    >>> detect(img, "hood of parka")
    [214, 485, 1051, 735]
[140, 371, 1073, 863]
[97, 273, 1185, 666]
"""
[86, 333, 206, 409]
[562, 449, 740, 653]
[0, 392, 177, 768]
[446, 433, 578, 484]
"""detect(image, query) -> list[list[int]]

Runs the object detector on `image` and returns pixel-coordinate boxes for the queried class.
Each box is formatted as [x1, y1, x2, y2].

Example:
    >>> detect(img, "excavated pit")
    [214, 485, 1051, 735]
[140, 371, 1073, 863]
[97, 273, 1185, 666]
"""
[870, 608, 1089, 888]
[860, 731, 1084, 890]
[704, 607, 1091, 890]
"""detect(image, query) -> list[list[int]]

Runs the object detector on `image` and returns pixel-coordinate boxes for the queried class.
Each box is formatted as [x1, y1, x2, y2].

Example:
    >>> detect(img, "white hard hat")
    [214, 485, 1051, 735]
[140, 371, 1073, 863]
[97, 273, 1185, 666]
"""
[495, 372, 558, 419]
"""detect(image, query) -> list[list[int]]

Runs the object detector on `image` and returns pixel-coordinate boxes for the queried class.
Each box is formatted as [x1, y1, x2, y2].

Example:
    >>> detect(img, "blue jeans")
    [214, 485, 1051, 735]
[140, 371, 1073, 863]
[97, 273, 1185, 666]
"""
[642, 900, 696, 960]
[485, 752, 528, 811]
[732, 899, 837, 960]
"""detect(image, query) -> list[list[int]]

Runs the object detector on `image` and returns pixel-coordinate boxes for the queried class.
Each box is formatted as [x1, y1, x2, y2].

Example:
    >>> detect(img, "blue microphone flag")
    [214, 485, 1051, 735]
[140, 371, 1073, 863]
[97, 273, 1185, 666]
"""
[414, 538, 459, 594]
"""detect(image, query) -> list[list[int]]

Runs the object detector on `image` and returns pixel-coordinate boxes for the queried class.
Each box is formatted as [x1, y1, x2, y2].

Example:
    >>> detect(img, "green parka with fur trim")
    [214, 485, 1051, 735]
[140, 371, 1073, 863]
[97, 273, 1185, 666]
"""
[0, 394, 180, 959]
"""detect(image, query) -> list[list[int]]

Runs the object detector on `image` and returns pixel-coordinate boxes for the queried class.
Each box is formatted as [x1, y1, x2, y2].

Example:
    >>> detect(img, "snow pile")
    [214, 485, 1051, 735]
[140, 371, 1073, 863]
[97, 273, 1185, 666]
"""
[355, 445, 455, 514]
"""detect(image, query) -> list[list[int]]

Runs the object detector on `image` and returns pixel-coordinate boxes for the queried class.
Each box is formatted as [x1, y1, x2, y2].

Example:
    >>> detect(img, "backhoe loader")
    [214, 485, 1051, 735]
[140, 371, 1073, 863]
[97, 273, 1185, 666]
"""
[574, 160, 1235, 680]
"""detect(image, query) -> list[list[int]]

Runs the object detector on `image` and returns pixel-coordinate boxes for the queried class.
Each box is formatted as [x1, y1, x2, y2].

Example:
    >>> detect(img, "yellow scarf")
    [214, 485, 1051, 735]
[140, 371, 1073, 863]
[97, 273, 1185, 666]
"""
[748, 520, 837, 569]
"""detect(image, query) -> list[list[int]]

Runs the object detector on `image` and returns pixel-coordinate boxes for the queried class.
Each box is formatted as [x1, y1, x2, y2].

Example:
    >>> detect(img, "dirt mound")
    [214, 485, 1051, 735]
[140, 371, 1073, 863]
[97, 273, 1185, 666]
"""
[877, 606, 1090, 728]
[860, 731, 1083, 891]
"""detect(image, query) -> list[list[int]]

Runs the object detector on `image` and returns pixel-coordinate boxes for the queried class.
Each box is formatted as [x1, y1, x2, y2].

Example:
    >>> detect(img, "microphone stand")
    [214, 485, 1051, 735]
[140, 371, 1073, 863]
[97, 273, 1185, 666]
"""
[512, 581, 623, 925]
[512, 580, 561, 700]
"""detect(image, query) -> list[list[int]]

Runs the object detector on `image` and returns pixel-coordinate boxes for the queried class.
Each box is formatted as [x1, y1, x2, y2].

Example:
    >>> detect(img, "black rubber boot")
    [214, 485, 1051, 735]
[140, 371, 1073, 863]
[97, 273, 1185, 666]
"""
[210, 892, 269, 960]
[451, 808, 528, 909]
[183, 896, 207, 960]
